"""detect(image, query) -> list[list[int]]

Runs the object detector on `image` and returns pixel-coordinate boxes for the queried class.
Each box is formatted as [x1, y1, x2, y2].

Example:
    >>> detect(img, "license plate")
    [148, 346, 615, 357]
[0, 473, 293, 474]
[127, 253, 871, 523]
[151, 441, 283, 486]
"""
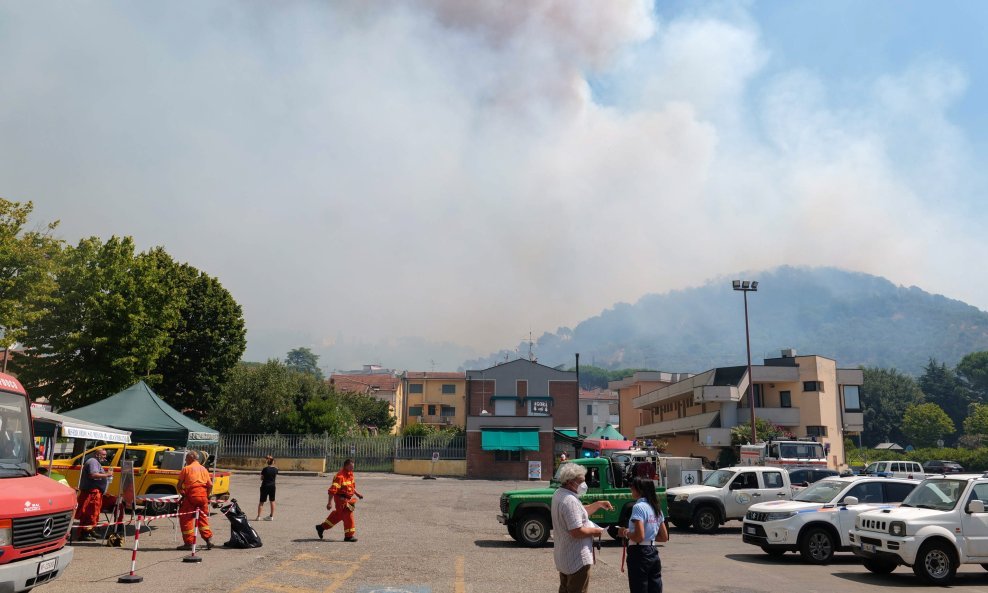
[745, 526, 757, 535]
[37, 558, 57, 575]
[861, 543, 876, 553]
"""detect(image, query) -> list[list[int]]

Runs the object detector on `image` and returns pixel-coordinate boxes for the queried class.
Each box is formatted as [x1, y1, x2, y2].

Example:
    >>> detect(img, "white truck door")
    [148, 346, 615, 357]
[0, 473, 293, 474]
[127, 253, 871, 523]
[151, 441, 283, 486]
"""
[962, 483, 988, 559]
[725, 471, 760, 518]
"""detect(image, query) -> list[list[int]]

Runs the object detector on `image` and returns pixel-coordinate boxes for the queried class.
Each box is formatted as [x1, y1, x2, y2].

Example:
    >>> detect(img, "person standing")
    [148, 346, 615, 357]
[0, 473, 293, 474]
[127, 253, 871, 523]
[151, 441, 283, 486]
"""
[618, 476, 667, 593]
[551, 462, 614, 593]
[75, 448, 112, 541]
[314, 458, 363, 542]
[177, 451, 214, 551]
[257, 455, 278, 521]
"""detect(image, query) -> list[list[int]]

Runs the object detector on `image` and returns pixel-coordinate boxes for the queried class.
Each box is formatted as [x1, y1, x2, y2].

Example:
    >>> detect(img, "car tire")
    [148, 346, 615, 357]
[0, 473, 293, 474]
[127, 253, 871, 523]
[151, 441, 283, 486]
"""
[692, 507, 719, 534]
[518, 512, 551, 547]
[507, 524, 520, 542]
[761, 546, 786, 557]
[912, 541, 957, 585]
[863, 558, 897, 575]
[799, 527, 836, 564]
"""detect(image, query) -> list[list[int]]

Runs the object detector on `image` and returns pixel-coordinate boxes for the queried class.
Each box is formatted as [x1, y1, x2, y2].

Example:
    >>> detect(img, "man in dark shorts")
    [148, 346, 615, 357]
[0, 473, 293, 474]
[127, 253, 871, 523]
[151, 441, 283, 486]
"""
[257, 455, 278, 521]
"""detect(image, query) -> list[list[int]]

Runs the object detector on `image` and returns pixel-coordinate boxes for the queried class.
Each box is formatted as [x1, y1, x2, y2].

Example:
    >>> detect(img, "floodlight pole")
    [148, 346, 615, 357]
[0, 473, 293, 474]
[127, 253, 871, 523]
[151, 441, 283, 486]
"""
[733, 280, 758, 443]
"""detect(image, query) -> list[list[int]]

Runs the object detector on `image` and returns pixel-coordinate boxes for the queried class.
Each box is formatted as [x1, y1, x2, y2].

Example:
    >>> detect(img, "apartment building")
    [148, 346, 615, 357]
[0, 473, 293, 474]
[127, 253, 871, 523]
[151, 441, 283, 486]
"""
[578, 388, 620, 435]
[329, 365, 404, 434]
[401, 371, 467, 429]
[608, 371, 690, 438]
[631, 349, 864, 469]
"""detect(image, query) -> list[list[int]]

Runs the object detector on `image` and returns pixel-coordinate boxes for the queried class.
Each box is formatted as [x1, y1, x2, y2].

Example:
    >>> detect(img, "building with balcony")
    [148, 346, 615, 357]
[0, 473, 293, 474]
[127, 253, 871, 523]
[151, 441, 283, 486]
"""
[401, 372, 466, 429]
[631, 349, 864, 470]
[608, 371, 691, 438]
[578, 388, 620, 435]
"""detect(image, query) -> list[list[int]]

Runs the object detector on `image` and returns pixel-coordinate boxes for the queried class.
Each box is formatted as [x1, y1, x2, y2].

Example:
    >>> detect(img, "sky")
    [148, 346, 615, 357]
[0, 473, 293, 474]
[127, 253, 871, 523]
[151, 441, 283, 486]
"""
[2, 1, 987, 373]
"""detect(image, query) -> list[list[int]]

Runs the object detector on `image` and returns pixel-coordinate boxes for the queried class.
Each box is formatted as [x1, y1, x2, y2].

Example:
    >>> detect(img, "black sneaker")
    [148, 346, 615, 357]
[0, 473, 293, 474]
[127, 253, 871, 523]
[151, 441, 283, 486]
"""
[344, 536, 358, 543]
[315, 524, 325, 540]
[176, 544, 193, 551]
[204, 539, 214, 550]
[79, 532, 97, 541]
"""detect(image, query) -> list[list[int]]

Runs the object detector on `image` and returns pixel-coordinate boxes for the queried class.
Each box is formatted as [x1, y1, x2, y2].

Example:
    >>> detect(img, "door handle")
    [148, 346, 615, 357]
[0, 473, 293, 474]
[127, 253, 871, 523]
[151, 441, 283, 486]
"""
[752, 492, 761, 497]
[777, 492, 786, 497]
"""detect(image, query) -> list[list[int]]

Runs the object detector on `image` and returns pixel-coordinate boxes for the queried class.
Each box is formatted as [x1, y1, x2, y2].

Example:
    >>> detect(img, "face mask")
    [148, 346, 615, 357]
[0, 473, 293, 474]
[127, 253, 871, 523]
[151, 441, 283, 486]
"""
[577, 482, 588, 496]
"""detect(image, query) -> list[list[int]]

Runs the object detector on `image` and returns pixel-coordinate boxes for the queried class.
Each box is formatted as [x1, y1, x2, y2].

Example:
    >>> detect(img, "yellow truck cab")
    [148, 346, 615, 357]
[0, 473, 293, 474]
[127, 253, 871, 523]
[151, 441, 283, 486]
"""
[52, 443, 231, 508]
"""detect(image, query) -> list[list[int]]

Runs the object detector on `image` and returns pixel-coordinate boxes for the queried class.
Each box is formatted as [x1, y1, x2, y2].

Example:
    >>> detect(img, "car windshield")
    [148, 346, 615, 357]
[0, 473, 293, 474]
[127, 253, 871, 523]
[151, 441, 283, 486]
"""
[901, 479, 964, 511]
[702, 469, 736, 487]
[779, 443, 825, 459]
[793, 479, 846, 503]
[0, 392, 35, 478]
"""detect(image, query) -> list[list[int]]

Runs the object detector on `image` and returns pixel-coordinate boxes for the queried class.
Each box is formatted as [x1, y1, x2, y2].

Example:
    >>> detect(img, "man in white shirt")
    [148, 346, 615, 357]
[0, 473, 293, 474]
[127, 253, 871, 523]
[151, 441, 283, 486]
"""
[550, 462, 614, 593]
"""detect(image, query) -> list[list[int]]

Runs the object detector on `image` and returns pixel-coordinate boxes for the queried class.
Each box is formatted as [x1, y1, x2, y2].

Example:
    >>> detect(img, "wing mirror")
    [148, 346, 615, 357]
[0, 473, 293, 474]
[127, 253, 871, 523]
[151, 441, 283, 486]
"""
[968, 500, 985, 514]
[843, 496, 859, 506]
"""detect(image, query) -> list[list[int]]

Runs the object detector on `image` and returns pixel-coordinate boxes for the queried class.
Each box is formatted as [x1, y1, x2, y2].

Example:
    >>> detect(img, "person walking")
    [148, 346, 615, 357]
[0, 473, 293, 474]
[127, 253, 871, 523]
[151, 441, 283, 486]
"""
[75, 448, 112, 541]
[315, 458, 363, 542]
[257, 455, 278, 521]
[177, 451, 214, 551]
[617, 476, 668, 593]
[551, 462, 614, 593]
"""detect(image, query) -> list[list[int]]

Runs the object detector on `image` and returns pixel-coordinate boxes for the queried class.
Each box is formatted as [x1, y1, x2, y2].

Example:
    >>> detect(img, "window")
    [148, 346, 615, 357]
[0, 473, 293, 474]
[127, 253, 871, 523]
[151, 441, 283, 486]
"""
[117, 449, 147, 468]
[741, 384, 762, 408]
[586, 404, 593, 415]
[408, 406, 423, 416]
[494, 399, 516, 416]
[441, 384, 456, 394]
[516, 380, 528, 397]
[586, 468, 600, 489]
[846, 482, 883, 504]
[730, 472, 758, 490]
[844, 385, 861, 411]
[803, 381, 823, 392]
[763, 471, 784, 488]
[806, 426, 828, 437]
[780, 391, 791, 408]
[427, 405, 437, 416]
[440, 406, 455, 417]
[409, 383, 423, 394]
[494, 450, 521, 462]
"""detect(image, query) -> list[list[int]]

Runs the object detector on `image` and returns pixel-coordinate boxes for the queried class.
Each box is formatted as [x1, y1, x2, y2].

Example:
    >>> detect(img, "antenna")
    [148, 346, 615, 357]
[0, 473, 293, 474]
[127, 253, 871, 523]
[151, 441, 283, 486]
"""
[520, 331, 536, 362]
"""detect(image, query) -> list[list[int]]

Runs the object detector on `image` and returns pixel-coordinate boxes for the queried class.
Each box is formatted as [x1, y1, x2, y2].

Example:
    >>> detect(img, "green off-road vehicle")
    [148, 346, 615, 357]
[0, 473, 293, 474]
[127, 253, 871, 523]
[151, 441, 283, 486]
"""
[497, 457, 668, 547]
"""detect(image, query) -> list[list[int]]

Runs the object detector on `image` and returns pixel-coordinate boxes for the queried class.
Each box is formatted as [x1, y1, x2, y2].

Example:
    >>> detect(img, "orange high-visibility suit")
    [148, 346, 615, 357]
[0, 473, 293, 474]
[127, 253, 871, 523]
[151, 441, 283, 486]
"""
[319, 468, 359, 539]
[177, 459, 213, 545]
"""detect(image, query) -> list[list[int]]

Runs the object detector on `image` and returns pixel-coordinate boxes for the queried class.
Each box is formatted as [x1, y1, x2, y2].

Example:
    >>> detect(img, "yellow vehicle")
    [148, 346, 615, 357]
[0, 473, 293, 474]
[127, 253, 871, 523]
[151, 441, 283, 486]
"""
[51, 443, 231, 510]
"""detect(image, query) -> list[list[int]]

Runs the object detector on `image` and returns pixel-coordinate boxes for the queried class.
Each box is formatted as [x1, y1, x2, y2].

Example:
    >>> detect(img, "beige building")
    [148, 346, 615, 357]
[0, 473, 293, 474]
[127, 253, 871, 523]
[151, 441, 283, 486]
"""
[608, 371, 689, 438]
[401, 372, 467, 429]
[630, 350, 864, 469]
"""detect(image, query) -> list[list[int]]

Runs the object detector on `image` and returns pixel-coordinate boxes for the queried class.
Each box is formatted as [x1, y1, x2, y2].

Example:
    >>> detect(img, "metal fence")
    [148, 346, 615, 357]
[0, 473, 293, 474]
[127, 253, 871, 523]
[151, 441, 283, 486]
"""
[218, 434, 466, 473]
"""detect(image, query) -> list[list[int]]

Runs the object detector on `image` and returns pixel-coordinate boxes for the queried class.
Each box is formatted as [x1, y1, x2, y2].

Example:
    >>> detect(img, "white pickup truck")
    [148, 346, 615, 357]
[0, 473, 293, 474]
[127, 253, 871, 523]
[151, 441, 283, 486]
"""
[742, 476, 918, 563]
[850, 473, 988, 585]
[666, 466, 791, 534]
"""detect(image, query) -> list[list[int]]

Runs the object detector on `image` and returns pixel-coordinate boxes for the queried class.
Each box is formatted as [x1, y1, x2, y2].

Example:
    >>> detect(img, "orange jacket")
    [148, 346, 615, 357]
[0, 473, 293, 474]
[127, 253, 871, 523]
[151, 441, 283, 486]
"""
[328, 469, 356, 497]
[178, 460, 212, 495]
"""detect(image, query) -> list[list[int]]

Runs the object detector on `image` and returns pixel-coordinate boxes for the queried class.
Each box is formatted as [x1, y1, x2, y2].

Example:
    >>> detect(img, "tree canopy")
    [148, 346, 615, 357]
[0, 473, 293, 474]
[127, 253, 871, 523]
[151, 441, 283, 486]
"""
[902, 402, 954, 448]
[860, 366, 924, 447]
[286, 347, 323, 380]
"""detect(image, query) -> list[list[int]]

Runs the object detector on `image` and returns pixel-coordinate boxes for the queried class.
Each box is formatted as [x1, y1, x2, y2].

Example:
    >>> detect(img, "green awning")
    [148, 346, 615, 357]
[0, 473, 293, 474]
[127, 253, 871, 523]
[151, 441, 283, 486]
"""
[481, 428, 540, 451]
[557, 429, 579, 438]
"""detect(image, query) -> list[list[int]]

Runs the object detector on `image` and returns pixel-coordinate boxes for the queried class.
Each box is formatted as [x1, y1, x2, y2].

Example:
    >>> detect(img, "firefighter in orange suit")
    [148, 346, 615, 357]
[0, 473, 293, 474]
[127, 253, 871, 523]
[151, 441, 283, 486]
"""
[315, 458, 363, 542]
[177, 451, 213, 550]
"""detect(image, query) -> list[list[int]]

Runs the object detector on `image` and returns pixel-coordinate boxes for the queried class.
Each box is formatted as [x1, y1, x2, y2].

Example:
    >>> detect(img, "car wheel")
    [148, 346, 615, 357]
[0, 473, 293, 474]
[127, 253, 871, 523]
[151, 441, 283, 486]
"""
[671, 519, 690, 530]
[507, 524, 520, 542]
[799, 527, 836, 564]
[761, 546, 786, 557]
[863, 558, 897, 575]
[692, 507, 719, 534]
[913, 541, 957, 585]
[518, 512, 551, 547]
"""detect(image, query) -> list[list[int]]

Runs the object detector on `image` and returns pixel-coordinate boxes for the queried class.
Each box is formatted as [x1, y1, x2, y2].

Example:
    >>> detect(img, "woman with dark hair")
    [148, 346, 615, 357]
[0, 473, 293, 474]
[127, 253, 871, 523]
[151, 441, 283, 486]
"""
[618, 476, 667, 593]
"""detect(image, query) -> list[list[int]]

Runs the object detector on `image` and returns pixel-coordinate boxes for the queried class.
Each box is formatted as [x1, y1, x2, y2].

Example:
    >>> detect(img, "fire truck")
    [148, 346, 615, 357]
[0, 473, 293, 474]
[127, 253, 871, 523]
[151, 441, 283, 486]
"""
[0, 373, 77, 593]
[739, 439, 828, 469]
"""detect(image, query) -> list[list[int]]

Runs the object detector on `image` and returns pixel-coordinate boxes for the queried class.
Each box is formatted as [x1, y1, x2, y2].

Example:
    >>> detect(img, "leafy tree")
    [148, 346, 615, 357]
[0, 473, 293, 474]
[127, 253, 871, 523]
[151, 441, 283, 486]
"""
[286, 347, 323, 380]
[964, 404, 988, 437]
[402, 422, 433, 437]
[339, 391, 396, 433]
[902, 403, 954, 448]
[957, 351, 988, 402]
[919, 358, 970, 437]
[151, 261, 246, 418]
[301, 393, 355, 436]
[730, 417, 794, 446]
[207, 361, 301, 433]
[15, 237, 183, 408]
[0, 199, 62, 348]
[860, 367, 924, 447]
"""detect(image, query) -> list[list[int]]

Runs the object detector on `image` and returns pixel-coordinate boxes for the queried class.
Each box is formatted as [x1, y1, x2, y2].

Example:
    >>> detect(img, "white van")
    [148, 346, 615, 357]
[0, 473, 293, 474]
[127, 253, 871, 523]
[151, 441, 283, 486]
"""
[860, 460, 923, 479]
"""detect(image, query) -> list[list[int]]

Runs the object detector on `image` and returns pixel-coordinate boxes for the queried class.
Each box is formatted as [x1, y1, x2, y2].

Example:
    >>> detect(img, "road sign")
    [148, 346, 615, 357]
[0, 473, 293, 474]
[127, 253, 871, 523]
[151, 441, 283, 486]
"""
[432, 452, 440, 463]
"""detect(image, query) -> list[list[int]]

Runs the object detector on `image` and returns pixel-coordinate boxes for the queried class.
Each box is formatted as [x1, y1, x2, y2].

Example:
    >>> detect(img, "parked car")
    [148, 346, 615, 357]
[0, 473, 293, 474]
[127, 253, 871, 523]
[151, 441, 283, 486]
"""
[860, 460, 924, 479]
[788, 467, 840, 488]
[921, 459, 964, 474]
[666, 466, 792, 533]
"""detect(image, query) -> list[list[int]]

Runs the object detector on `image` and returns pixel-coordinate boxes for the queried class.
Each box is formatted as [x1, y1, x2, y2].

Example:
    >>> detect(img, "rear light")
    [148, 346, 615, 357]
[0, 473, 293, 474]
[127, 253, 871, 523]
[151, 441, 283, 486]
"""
[0, 518, 11, 547]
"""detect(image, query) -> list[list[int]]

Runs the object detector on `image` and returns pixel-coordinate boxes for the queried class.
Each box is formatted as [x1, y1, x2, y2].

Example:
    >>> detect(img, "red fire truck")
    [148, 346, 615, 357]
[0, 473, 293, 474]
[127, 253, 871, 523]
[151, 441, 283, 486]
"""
[0, 373, 76, 592]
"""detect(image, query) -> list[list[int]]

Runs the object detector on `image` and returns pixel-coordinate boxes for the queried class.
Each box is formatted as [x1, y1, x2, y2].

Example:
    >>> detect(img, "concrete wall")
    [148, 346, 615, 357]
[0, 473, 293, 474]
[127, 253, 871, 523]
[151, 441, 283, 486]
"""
[394, 459, 466, 477]
[222, 457, 327, 473]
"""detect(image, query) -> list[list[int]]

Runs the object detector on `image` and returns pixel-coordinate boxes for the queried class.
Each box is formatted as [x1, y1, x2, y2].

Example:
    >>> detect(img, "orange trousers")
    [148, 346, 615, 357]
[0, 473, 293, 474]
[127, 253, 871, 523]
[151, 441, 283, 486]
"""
[320, 494, 356, 537]
[75, 489, 102, 531]
[179, 491, 213, 545]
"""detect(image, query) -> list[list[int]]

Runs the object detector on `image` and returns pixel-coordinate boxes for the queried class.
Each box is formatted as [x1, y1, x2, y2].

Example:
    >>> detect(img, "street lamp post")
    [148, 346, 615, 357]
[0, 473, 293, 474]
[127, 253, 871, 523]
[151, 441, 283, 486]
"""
[733, 280, 758, 443]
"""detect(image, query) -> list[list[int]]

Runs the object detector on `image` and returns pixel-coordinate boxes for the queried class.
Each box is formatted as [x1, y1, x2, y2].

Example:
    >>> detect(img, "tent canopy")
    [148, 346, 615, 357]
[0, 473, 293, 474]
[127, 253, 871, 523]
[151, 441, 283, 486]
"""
[61, 381, 218, 447]
[585, 424, 626, 441]
[32, 408, 132, 444]
[582, 438, 634, 451]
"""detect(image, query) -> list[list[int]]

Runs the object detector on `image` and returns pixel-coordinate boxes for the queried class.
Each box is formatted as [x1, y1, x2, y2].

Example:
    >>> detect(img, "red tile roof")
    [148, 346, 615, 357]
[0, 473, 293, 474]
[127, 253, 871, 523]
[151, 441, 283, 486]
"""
[329, 373, 399, 393]
[403, 372, 465, 380]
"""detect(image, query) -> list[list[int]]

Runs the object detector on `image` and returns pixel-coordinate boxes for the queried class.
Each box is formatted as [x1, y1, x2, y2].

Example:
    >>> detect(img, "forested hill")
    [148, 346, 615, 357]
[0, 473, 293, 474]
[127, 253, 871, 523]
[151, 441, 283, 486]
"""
[464, 267, 988, 376]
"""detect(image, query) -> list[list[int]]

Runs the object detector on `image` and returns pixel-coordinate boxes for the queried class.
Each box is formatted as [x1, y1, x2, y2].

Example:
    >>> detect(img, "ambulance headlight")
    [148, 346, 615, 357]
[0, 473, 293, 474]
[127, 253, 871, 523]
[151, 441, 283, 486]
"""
[674, 494, 690, 502]
[889, 521, 907, 537]
[0, 519, 11, 547]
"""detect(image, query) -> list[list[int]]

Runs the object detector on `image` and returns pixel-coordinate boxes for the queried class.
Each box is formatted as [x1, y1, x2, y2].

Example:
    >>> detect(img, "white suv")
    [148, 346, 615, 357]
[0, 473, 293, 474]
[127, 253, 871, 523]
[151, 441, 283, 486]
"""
[742, 476, 918, 563]
[850, 474, 988, 585]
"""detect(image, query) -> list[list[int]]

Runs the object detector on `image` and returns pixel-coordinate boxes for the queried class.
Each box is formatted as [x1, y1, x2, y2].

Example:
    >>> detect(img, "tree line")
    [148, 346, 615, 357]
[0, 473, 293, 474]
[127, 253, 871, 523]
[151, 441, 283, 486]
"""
[0, 200, 391, 436]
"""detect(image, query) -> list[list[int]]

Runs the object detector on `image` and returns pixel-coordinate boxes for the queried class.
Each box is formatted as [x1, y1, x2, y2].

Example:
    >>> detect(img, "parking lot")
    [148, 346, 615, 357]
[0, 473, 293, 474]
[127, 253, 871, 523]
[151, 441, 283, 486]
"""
[44, 472, 988, 593]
